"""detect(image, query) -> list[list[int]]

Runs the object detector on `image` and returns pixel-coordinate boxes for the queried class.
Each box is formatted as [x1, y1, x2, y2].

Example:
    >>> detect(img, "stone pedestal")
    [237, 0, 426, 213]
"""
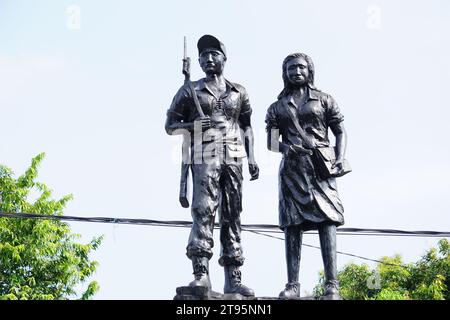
[174, 286, 317, 300]
[174, 286, 257, 300]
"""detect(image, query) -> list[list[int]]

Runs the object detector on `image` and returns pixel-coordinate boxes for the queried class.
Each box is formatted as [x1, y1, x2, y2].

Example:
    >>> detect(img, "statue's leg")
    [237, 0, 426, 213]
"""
[318, 223, 341, 299]
[286, 225, 303, 283]
[279, 225, 302, 299]
[218, 162, 254, 297]
[186, 162, 221, 288]
[218, 161, 243, 267]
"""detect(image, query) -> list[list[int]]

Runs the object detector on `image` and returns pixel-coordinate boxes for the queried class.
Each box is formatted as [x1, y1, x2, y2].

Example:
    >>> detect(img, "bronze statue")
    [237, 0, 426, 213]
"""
[165, 35, 259, 297]
[265, 53, 348, 300]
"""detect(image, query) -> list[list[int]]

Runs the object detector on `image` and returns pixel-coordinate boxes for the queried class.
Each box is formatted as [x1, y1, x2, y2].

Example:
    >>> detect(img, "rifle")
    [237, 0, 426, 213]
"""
[179, 37, 205, 208]
[179, 36, 191, 208]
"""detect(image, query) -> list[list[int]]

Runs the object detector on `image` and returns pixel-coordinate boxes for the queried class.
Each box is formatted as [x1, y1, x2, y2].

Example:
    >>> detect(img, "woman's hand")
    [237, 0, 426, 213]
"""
[332, 158, 344, 175]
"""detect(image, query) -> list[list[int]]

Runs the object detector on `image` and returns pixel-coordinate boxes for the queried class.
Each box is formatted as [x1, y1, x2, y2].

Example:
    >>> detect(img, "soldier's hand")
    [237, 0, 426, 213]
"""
[249, 163, 259, 181]
[194, 116, 212, 131]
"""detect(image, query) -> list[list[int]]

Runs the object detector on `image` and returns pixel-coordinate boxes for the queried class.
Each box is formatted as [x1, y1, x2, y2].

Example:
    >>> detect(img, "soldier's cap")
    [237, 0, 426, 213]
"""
[197, 35, 227, 58]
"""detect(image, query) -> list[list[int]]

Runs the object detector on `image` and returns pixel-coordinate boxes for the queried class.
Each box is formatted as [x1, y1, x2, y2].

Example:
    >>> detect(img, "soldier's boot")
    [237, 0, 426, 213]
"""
[321, 279, 342, 300]
[279, 282, 301, 299]
[188, 257, 211, 289]
[223, 265, 254, 297]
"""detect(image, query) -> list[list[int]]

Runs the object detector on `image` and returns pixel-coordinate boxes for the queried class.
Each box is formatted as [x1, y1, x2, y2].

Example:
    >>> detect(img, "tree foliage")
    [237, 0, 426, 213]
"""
[0, 153, 102, 300]
[313, 239, 450, 300]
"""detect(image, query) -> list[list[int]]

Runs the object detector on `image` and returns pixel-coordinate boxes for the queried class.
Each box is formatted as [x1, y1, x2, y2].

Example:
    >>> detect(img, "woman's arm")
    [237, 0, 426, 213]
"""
[330, 122, 347, 171]
[267, 128, 289, 154]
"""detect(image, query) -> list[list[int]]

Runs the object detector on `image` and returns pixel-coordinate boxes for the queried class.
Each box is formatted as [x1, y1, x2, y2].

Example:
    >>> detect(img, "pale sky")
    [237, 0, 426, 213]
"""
[1, 0, 449, 299]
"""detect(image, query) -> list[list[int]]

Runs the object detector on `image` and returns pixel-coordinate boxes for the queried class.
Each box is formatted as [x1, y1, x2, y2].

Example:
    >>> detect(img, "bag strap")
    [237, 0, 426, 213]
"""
[283, 98, 315, 149]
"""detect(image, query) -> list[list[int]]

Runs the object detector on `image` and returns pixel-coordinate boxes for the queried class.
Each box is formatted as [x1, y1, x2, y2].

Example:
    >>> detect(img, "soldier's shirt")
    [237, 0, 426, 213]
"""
[167, 78, 252, 161]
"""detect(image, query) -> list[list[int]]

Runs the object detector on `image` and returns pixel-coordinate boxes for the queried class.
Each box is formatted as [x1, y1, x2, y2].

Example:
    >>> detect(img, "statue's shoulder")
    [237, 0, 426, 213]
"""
[174, 79, 203, 97]
[226, 80, 247, 94]
[270, 100, 281, 108]
[310, 87, 325, 97]
[267, 99, 282, 114]
[232, 82, 246, 91]
[179, 79, 201, 91]
[310, 87, 336, 105]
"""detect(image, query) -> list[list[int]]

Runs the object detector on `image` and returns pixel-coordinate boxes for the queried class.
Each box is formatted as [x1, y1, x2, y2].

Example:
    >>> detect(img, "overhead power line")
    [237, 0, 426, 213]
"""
[247, 230, 410, 268]
[1, 211, 447, 269]
[1, 212, 449, 238]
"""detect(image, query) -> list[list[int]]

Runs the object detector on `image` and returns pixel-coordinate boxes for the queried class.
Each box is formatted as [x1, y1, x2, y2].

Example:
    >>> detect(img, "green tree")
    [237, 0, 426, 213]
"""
[0, 153, 102, 300]
[313, 239, 449, 300]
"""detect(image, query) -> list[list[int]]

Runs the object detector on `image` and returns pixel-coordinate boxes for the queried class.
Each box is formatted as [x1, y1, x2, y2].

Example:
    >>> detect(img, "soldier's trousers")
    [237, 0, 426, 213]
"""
[186, 159, 245, 266]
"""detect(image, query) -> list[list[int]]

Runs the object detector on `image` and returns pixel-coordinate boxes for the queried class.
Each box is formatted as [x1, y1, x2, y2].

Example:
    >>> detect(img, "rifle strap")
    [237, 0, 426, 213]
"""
[187, 81, 205, 118]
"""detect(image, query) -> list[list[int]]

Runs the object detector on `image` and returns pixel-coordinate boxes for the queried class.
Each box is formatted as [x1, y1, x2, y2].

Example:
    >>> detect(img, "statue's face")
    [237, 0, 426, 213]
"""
[199, 48, 226, 75]
[286, 57, 309, 86]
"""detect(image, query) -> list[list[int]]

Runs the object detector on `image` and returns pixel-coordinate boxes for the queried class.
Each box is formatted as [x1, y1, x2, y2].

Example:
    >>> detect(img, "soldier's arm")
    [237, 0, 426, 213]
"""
[238, 88, 256, 165]
[237, 87, 259, 180]
[165, 114, 194, 135]
[242, 126, 256, 165]
[165, 85, 212, 135]
[165, 86, 194, 135]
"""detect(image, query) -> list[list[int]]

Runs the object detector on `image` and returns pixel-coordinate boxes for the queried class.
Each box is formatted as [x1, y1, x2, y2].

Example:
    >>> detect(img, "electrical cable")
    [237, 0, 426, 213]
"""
[1, 212, 448, 237]
[1, 211, 446, 269]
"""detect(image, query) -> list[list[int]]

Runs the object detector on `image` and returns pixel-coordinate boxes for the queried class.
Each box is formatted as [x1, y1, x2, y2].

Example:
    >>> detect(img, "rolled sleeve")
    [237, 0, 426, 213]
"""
[238, 87, 252, 128]
[265, 103, 279, 131]
[167, 85, 191, 121]
[324, 94, 344, 127]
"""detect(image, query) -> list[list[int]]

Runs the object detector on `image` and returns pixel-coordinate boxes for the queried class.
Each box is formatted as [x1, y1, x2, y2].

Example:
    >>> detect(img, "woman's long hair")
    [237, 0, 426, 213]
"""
[277, 53, 316, 100]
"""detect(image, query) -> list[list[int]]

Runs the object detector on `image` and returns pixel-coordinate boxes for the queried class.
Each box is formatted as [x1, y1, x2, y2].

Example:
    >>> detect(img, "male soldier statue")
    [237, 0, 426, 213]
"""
[165, 35, 259, 297]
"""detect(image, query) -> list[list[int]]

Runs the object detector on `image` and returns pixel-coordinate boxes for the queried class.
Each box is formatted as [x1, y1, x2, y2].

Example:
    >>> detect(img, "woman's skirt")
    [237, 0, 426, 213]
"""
[278, 153, 345, 231]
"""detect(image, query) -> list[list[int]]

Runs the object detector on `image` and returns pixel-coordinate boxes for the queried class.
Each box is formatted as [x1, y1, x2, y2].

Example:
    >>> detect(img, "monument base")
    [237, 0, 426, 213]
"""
[174, 286, 257, 300]
[174, 286, 319, 300]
